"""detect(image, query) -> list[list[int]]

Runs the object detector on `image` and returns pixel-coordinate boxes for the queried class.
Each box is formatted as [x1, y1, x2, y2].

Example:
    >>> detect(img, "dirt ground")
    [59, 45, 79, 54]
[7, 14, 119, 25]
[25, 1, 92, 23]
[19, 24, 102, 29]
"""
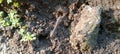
[0, 0, 120, 54]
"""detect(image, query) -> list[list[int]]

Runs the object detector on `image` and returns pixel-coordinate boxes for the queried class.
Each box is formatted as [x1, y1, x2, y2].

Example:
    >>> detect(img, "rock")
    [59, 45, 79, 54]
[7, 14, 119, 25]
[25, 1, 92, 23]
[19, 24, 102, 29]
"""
[70, 5, 102, 52]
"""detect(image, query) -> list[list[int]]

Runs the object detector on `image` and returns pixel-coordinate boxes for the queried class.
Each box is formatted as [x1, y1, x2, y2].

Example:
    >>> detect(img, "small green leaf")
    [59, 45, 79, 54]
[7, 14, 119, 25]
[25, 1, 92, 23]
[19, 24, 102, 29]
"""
[31, 34, 35, 37]
[0, 18, 3, 21]
[22, 25, 28, 29]
[8, 10, 17, 19]
[0, 0, 3, 4]
[11, 18, 19, 27]
[19, 29, 25, 35]
[20, 31, 36, 41]
[13, 2, 20, 8]
[0, 11, 4, 17]
[7, 0, 12, 4]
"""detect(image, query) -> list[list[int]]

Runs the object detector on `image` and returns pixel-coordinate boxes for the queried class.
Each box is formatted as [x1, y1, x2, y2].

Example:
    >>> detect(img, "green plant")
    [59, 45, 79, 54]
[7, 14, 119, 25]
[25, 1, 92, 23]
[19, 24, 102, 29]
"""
[7, 0, 12, 4]
[0, 10, 21, 28]
[8, 10, 21, 27]
[0, 17, 11, 27]
[0, 0, 20, 8]
[19, 28, 36, 41]
[0, 0, 3, 4]
[0, 11, 11, 27]
[0, 0, 12, 4]
[13, 2, 20, 8]
[0, 10, 36, 42]
[0, 11, 4, 20]
[0, 0, 35, 42]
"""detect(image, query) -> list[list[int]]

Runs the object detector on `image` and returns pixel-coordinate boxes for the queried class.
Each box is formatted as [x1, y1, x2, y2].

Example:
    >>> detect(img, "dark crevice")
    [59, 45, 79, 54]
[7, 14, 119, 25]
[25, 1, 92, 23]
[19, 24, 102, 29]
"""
[37, 33, 48, 41]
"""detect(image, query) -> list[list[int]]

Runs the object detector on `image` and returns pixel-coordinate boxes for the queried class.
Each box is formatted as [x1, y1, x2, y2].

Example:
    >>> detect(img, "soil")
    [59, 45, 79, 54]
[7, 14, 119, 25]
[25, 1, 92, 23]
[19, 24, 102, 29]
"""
[0, 0, 120, 54]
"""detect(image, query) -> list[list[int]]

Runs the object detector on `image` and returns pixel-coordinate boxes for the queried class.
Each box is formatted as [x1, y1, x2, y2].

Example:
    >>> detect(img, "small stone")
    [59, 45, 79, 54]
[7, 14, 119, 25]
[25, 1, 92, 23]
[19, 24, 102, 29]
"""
[40, 50, 46, 54]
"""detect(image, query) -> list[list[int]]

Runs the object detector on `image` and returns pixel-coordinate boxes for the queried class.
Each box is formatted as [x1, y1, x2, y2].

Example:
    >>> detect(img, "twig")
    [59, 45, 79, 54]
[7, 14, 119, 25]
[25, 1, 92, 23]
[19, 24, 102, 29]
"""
[50, 16, 64, 38]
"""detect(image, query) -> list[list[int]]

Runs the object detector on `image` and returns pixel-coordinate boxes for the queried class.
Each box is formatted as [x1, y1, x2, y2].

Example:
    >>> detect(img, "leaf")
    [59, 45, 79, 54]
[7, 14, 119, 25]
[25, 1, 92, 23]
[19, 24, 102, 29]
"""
[0, 17, 3, 21]
[20, 31, 36, 41]
[0, 11, 4, 17]
[22, 25, 28, 29]
[13, 2, 20, 8]
[7, 0, 12, 4]
[21, 36, 27, 41]
[8, 10, 17, 19]
[0, 0, 2, 3]
[11, 18, 19, 27]
[31, 34, 35, 37]
[0, 0, 3, 4]
[19, 29, 25, 35]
